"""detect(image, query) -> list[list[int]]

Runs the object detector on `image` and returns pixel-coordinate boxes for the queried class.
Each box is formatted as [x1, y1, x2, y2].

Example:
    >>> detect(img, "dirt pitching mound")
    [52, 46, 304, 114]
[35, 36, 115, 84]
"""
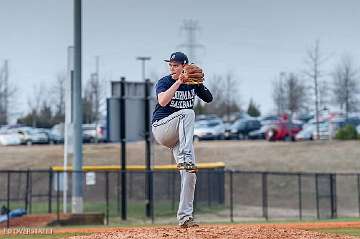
[66, 224, 359, 239]
[0, 214, 57, 228]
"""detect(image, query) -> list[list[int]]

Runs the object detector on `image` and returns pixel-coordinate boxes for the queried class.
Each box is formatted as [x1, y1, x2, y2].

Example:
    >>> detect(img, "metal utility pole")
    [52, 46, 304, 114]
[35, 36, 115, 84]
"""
[72, 0, 83, 214]
[178, 19, 204, 63]
[136, 56, 152, 218]
[136, 57, 151, 82]
[64, 46, 74, 214]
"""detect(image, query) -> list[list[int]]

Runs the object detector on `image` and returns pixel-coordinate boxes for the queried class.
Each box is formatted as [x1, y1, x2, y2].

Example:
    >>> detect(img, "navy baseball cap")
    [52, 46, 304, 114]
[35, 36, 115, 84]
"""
[164, 52, 189, 64]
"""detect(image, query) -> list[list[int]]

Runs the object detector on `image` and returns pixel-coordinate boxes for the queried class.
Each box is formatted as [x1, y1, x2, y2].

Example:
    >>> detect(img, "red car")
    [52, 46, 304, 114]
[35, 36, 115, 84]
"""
[265, 121, 302, 141]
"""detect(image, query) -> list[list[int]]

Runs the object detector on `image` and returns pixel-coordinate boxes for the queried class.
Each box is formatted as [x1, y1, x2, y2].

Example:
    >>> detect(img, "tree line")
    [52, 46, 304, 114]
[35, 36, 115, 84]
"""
[3, 40, 359, 128]
[272, 40, 359, 120]
[16, 71, 106, 128]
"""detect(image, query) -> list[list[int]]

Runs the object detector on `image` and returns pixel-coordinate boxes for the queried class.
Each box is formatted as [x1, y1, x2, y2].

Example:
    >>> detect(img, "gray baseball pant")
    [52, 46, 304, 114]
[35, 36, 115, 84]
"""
[152, 109, 197, 225]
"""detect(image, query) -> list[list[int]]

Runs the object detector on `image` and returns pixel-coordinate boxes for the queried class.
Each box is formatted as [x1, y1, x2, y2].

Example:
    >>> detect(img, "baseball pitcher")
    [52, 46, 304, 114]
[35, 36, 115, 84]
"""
[152, 52, 213, 228]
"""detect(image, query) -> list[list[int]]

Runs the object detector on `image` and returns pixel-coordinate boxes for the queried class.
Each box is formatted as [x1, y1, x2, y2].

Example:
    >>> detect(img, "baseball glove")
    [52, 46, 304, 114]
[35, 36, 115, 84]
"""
[182, 64, 204, 85]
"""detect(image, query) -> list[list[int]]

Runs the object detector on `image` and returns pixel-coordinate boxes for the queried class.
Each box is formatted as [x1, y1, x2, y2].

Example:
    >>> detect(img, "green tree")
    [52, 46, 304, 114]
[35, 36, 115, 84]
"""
[247, 99, 261, 117]
[17, 101, 55, 128]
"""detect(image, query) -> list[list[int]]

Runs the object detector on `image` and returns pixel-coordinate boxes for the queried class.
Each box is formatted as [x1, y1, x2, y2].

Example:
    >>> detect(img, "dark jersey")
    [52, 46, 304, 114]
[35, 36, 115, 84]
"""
[152, 75, 213, 123]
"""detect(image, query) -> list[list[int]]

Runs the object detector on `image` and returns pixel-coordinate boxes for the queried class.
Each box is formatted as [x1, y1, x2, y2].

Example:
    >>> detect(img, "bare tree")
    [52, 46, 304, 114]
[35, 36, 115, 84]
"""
[332, 55, 359, 119]
[27, 84, 46, 127]
[51, 72, 66, 118]
[202, 73, 241, 120]
[272, 72, 308, 140]
[284, 73, 308, 115]
[0, 60, 16, 124]
[303, 40, 328, 139]
[318, 79, 330, 109]
[224, 73, 240, 121]
[83, 72, 105, 124]
[272, 72, 308, 116]
[272, 72, 287, 115]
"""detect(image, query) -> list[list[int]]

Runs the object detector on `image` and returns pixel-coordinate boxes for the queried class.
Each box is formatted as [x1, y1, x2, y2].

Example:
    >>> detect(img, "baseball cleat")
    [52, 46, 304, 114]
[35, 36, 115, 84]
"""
[179, 218, 199, 228]
[177, 162, 186, 171]
[184, 162, 198, 173]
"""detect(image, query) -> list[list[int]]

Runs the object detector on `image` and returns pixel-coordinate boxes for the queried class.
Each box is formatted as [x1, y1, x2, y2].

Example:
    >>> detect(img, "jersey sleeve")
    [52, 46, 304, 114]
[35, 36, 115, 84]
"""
[155, 78, 170, 96]
[194, 84, 213, 103]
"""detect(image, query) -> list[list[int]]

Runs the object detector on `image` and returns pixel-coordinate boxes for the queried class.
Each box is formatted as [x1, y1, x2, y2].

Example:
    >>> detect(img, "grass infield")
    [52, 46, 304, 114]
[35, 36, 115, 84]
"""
[312, 228, 360, 236]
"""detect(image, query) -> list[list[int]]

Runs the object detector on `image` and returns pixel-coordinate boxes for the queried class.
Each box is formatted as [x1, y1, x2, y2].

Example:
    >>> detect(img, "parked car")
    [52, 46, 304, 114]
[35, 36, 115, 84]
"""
[193, 119, 226, 141]
[0, 124, 23, 134]
[223, 122, 232, 140]
[82, 124, 107, 143]
[227, 118, 261, 139]
[0, 132, 22, 146]
[294, 113, 314, 124]
[312, 116, 360, 140]
[39, 128, 63, 144]
[343, 116, 360, 128]
[260, 115, 279, 126]
[195, 114, 220, 121]
[295, 123, 316, 141]
[48, 123, 65, 144]
[248, 124, 272, 140]
[13, 127, 49, 145]
[265, 121, 302, 141]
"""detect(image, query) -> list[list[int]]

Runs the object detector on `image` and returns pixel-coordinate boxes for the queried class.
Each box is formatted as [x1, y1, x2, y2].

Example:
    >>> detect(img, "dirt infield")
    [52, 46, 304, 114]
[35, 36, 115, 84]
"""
[2, 219, 360, 238]
[62, 222, 360, 239]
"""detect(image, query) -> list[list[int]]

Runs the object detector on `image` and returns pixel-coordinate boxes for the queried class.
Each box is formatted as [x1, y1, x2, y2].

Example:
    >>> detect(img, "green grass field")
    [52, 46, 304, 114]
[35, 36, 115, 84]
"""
[312, 228, 360, 236]
[0, 232, 90, 239]
[8, 199, 225, 222]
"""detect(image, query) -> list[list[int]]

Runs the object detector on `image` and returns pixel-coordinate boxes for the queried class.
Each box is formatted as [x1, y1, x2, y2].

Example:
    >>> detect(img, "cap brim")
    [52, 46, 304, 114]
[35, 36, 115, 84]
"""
[164, 59, 186, 63]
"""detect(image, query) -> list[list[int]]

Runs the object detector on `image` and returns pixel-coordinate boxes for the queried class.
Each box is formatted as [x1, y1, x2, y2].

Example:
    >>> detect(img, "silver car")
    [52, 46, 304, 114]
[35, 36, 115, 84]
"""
[295, 123, 316, 141]
[194, 119, 226, 141]
[13, 127, 49, 145]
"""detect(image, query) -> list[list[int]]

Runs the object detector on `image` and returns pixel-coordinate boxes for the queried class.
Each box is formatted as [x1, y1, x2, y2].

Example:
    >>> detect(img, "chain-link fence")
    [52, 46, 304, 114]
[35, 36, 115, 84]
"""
[0, 169, 359, 227]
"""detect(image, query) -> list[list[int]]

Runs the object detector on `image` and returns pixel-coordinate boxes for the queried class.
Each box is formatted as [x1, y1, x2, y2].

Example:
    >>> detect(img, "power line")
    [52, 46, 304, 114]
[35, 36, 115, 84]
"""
[178, 19, 204, 63]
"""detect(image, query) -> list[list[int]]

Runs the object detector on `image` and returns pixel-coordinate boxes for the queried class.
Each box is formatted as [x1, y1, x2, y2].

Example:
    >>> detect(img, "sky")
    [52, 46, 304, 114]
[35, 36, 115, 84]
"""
[0, 0, 360, 121]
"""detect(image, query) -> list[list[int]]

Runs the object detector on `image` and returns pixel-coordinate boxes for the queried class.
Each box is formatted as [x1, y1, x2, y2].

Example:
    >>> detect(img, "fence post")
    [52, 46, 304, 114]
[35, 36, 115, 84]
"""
[171, 171, 176, 211]
[57, 172, 60, 223]
[358, 174, 360, 217]
[29, 171, 32, 214]
[219, 169, 225, 204]
[129, 173, 133, 199]
[230, 170, 234, 223]
[262, 173, 268, 221]
[120, 77, 127, 221]
[25, 169, 30, 213]
[117, 172, 120, 215]
[105, 172, 109, 225]
[298, 174, 302, 220]
[48, 168, 53, 213]
[207, 170, 211, 207]
[150, 170, 154, 224]
[315, 174, 320, 220]
[330, 174, 337, 219]
[7, 171, 10, 228]
[144, 79, 153, 220]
